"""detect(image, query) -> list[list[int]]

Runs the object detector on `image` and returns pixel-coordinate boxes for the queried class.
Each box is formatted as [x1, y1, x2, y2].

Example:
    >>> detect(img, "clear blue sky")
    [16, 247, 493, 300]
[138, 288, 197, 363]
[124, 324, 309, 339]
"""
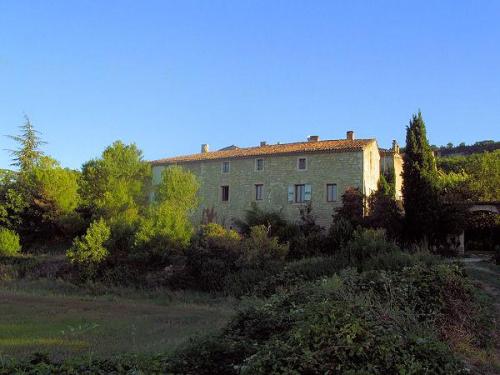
[1, 1, 499, 170]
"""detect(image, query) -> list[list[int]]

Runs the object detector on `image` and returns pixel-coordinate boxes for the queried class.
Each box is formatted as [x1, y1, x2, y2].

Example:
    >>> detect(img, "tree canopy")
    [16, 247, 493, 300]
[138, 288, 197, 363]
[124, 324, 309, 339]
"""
[402, 111, 440, 244]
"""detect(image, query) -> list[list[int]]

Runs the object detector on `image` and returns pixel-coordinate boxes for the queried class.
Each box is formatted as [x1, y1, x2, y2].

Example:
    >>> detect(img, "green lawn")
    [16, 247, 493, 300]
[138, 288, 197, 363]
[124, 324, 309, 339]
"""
[0, 280, 234, 360]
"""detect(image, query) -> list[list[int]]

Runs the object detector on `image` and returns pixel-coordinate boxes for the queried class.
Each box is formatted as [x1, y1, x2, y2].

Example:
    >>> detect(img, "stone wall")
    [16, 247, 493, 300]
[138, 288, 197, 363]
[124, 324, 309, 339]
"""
[153, 144, 379, 229]
[380, 151, 403, 200]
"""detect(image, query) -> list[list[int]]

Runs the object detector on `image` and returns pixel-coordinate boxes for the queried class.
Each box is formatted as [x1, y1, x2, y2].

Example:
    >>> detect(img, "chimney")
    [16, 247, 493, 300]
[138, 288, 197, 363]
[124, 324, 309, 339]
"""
[392, 140, 400, 153]
[307, 135, 320, 142]
[260, 141, 267, 147]
[201, 144, 209, 153]
[346, 131, 354, 140]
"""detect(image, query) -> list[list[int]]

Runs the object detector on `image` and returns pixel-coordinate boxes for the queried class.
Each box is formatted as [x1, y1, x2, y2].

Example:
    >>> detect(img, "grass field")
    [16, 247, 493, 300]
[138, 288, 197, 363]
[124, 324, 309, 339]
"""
[0, 279, 234, 360]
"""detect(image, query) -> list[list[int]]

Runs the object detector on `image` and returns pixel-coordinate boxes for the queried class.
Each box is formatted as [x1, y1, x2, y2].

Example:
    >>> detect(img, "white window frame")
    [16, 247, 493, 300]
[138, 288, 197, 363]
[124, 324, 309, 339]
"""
[255, 158, 264, 171]
[222, 161, 230, 173]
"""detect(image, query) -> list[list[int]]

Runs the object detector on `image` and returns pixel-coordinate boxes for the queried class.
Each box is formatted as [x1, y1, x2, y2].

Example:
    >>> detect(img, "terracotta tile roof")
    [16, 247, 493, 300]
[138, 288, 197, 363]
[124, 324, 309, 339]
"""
[152, 138, 375, 165]
[379, 148, 393, 155]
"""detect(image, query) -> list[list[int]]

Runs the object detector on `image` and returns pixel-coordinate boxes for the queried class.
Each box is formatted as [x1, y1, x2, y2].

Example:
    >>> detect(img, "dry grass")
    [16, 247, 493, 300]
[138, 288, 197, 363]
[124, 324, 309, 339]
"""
[461, 259, 500, 374]
[0, 280, 234, 361]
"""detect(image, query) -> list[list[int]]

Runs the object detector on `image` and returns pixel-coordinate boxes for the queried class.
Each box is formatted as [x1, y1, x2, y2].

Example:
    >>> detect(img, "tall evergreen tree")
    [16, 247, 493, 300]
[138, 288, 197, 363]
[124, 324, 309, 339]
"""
[367, 174, 403, 240]
[402, 111, 439, 245]
[7, 115, 45, 171]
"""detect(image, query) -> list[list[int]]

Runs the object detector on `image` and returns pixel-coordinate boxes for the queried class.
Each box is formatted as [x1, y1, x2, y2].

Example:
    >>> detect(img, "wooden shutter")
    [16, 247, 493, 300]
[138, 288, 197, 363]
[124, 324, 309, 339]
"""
[288, 185, 294, 203]
[304, 184, 312, 201]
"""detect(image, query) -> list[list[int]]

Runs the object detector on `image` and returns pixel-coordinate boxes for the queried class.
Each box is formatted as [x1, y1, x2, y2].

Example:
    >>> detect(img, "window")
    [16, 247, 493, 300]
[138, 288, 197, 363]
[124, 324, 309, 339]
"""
[288, 184, 311, 203]
[221, 185, 229, 201]
[295, 184, 305, 203]
[255, 184, 263, 200]
[297, 157, 307, 170]
[222, 161, 230, 173]
[326, 184, 338, 202]
[256, 158, 264, 171]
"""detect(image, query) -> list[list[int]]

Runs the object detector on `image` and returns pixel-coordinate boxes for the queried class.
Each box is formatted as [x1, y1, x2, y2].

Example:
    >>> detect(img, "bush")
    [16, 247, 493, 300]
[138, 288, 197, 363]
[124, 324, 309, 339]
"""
[197, 223, 241, 251]
[182, 244, 241, 293]
[166, 263, 488, 374]
[341, 228, 400, 268]
[239, 225, 289, 266]
[66, 219, 110, 278]
[288, 231, 327, 259]
[251, 256, 345, 297]
[361, 250, 440, 272]
[223, 262, 284, 297]
[234, 203, 299, 242]
[326, 216, 354, 253]
[0, 227, 21, 256]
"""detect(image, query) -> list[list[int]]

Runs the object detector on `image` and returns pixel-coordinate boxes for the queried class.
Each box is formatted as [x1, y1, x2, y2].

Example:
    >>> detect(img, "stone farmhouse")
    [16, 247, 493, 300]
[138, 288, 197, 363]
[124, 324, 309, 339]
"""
[151, 131, 402, 228]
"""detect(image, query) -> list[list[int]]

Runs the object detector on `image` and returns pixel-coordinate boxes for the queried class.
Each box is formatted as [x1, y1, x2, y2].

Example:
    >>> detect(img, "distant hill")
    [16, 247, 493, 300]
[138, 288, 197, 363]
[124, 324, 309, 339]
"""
[433, 140, 500, 157]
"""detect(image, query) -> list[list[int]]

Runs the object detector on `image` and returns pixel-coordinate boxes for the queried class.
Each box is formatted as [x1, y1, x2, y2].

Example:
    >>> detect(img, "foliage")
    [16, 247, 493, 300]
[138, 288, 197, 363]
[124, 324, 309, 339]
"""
[0, 227, 21, 256]
[235, 203, 299, 242]
[326, 215, 354, 252]
[437, 150, 500, 201]
[367, 174, 403, 240]
[0, 170, 26, 230]
[79, 141, 151, 243]
[467, 150, 500, 201]
[435, 140, 499, 157]
[163, 262, 493, 375]
[341, 228, 400, 267]
[288, 230, 327, 259]
[6, 115, 45, 171]
[402, 111, 443, 246]
[196, 223, 241, 251]
[66, 219, 110, 277]
[239, 225, 289, 266]
[155, 165, 199, 210]
[135, 166, 199, 254]
[19, 156, 82, 241]
[334, 186, 365, 226]
[181, 225, 288, 294]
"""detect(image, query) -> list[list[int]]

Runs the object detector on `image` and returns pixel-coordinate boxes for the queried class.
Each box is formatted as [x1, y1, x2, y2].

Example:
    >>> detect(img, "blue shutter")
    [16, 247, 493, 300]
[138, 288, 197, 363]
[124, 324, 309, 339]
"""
[288, 185, 294, 203]
[304, 184, 312, 201]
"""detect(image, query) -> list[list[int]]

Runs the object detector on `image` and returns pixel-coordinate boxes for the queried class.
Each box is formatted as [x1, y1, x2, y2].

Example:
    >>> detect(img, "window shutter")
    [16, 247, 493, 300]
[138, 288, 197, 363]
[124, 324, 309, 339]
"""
[304, 184, 312, 201]
[288, 185, 294, 203]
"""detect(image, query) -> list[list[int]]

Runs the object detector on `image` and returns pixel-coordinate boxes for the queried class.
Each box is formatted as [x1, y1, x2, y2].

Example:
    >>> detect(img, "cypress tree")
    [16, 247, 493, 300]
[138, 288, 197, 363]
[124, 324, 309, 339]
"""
[402, 111, 439, 245]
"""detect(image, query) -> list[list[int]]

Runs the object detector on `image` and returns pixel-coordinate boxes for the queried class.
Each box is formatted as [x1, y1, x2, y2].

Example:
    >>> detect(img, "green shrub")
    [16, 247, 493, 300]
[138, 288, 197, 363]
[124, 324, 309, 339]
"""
[67, 219, 110, 277]
[326, 215, 354, 253]
[182, 244, 241, 293]
[251, 256, 344, 297]
[342, 227, 400, 267]
[239, 225, 289, 266]
[234, 203, 299, 242]
[223, 262, 284, 297]
[361, 250, 440, 272]
[0, 227, 21, 256]
[167, 263, 484, 375]
[197, 223, 241, 251]
[288, 231, 327, 259]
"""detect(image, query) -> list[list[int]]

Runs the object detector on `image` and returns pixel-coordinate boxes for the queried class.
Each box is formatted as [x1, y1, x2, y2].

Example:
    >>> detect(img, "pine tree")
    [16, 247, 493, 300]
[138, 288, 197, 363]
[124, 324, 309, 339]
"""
[7, 115, 45, 171]
[402, 111, 439, 245]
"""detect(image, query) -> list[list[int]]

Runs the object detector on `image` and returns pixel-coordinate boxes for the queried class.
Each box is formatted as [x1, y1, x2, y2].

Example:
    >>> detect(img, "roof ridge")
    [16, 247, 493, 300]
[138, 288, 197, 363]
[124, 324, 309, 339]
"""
[151, 138, 376, 165]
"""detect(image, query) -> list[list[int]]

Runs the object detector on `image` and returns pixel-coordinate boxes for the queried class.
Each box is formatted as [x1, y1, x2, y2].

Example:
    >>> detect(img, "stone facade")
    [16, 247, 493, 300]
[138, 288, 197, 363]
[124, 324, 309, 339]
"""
[152, 134, 401, 229]
[379, 141, 403, 200]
